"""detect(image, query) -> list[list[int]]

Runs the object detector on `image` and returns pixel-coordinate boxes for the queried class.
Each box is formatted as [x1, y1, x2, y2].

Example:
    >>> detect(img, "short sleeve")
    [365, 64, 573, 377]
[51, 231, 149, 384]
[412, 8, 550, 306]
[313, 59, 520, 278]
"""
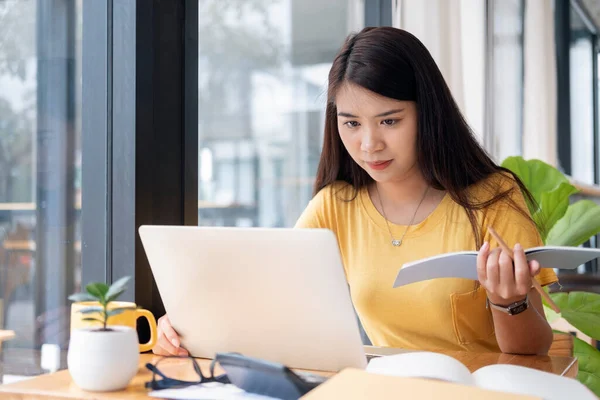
[481, 175, 559, 288]
[294, 187, 329, 229]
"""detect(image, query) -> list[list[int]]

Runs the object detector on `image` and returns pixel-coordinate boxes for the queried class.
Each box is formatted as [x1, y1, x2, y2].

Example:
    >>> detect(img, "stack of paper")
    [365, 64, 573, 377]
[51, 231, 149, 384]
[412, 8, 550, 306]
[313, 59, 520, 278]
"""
[149, 382, 279, 400]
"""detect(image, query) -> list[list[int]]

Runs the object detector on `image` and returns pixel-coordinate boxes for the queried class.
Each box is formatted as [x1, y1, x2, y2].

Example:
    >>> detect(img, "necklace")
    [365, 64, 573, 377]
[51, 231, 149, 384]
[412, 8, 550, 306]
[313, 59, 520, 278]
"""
[375, 185, 430, 247]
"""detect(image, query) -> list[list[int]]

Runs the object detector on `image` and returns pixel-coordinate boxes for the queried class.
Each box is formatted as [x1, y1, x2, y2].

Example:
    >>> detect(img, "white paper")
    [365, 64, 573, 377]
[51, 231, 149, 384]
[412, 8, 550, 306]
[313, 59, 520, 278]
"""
[149, 382, 279, 400]
[472, 364, 597, 400]
[366, 351, 474, 386]
[393, 246, 600, 287]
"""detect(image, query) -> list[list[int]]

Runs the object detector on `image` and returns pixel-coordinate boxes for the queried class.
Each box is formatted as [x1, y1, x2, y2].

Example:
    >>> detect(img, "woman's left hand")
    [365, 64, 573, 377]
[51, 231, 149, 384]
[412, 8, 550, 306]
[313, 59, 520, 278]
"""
[476, 242, 541, 305]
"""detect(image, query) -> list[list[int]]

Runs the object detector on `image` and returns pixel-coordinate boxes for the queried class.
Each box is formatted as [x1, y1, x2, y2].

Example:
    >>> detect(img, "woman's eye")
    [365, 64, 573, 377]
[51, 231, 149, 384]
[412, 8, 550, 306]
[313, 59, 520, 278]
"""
[382, 119, 397, 126]
[344, 121, 360, 128]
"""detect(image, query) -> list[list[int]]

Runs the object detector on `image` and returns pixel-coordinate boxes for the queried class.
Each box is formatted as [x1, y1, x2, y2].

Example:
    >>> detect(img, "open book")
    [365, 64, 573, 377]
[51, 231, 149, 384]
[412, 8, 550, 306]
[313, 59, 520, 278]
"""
[394, 246, 600, 287]
[366, 352, 595, 400]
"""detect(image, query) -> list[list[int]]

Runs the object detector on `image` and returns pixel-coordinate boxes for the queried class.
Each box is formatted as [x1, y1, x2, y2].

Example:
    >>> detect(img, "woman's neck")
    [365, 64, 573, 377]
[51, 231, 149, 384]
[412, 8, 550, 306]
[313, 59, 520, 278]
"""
[368, 171, 446, 225]
[373, 173, 430, 207]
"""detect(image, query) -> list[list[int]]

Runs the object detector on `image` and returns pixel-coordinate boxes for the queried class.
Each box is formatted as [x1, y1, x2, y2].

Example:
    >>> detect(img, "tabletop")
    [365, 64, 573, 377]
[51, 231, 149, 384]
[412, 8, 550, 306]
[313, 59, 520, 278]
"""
[0, 346, 578, 400]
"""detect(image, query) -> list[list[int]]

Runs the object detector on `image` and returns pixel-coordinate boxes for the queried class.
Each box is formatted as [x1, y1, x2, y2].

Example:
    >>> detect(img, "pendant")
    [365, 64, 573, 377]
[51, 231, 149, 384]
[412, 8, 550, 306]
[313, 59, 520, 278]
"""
[392, 239, 402, 247]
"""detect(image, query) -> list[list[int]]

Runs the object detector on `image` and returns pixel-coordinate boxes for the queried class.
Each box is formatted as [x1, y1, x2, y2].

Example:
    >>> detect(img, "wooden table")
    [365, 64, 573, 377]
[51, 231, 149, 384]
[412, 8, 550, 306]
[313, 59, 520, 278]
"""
[0, 347, 578, 399]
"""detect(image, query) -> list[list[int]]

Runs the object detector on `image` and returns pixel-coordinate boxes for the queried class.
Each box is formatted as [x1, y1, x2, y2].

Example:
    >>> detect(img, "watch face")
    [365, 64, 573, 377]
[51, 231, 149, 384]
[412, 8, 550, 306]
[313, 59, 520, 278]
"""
[508, 302, 529, 315]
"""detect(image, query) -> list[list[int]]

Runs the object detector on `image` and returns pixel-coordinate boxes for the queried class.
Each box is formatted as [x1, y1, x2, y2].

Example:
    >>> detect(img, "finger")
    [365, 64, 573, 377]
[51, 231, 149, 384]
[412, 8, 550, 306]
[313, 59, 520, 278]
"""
[160, 316, 180, 348]
[529, 260, 541, 277]
[156, 331, 179, 355]
[513, 243, 530, 296]
[477, 241, 490, 282]
[152, 342, 170, 356]
[486, 248, 501, 289]
[178, 347, 189, 357]
[498, 250, 514, 297]
[154, 335, 188, 357]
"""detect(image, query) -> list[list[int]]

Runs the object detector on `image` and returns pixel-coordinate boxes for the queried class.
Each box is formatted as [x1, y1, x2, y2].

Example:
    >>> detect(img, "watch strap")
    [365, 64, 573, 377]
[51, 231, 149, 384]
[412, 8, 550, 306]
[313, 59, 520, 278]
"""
[486, 294, 529, 316]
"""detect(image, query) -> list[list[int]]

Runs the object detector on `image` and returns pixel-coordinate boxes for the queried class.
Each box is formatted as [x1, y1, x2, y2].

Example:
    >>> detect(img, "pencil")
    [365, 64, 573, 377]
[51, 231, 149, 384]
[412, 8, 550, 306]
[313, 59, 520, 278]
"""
[487, 227, 561, 314]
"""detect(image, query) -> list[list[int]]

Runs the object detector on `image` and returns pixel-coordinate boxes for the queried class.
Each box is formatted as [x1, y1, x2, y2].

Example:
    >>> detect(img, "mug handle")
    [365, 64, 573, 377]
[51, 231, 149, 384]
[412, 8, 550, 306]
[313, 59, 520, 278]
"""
[136, 309, 158, 353]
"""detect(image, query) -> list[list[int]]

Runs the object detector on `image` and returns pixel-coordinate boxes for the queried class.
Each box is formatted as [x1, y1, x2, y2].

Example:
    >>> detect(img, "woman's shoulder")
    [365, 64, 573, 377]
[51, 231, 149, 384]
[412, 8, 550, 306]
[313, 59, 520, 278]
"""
[314, 180, 358, 202]
[295, 181, 359, 229]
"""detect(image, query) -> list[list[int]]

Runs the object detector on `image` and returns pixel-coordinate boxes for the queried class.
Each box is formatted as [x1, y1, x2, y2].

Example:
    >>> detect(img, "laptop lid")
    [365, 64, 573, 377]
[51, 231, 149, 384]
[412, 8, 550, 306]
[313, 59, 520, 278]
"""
[139, 225, 367, 372]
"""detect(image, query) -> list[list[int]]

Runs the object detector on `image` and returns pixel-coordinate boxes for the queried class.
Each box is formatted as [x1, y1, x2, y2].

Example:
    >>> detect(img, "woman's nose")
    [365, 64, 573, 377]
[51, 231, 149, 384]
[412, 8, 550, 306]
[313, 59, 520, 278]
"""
[360, 128, 384, 153]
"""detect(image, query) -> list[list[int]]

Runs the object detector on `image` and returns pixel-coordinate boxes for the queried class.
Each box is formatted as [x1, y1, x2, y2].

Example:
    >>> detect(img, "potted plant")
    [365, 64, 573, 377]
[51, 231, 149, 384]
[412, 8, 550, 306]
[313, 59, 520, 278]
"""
[502, 156, 600, 396]
[67, 276, 139, 392]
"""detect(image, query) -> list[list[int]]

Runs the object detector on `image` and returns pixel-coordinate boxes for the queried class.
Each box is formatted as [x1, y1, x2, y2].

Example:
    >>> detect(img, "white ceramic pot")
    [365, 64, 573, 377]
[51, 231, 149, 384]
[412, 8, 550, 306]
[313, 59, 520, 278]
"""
[67, 326, 139, 392]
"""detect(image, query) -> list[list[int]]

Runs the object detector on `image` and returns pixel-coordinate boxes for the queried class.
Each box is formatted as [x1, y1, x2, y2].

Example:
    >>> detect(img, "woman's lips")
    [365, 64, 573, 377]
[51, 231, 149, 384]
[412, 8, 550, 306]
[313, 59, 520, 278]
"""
[365, 160, 393, 170]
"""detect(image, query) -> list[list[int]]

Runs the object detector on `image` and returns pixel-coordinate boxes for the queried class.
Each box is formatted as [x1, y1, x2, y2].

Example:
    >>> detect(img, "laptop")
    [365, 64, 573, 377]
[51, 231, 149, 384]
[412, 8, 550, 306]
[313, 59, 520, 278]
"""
[138, 225, 368, 372]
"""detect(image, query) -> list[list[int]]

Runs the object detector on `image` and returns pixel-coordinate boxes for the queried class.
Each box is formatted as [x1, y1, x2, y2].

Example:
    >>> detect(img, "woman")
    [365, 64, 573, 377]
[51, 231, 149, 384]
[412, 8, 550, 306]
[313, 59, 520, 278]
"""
[153, 27, 556, 357]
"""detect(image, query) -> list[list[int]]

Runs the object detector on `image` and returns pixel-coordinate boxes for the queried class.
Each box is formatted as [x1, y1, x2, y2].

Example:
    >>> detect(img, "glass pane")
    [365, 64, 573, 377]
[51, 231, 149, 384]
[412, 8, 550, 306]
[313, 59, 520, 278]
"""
[197, 0, 362, 228]
[491, 0, 524, 161]
[569, 7, 594, 184]
[0, 0, 82, 379]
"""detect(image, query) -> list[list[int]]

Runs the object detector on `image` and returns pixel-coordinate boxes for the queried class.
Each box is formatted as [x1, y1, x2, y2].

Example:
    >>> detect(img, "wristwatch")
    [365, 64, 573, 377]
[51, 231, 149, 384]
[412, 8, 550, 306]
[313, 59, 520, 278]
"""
[486, 295, 529, 316]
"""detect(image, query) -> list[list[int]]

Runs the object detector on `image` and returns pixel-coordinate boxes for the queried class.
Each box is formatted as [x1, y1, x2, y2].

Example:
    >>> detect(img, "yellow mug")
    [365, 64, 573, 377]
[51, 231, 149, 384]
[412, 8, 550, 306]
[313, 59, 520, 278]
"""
[70, 301, 158, 353]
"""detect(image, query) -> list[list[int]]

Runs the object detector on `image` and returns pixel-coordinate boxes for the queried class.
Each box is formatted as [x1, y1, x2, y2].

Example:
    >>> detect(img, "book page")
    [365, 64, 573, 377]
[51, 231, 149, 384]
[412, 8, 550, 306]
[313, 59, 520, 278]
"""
[393, 246, 600, 288]
[366, 351, 475, 386]
[524, 246, 600, 270]
[472, 364, 596, 400]
[393, 252, 478, 287]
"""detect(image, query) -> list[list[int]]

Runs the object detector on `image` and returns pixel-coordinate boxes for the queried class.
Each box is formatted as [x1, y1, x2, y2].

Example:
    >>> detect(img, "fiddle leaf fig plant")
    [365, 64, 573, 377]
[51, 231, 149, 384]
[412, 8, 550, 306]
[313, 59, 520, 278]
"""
[575, 337, 600, 394]
[502, 156, 600, 395]
[546, 200, 600, 247]
[68, 276, 135, 331]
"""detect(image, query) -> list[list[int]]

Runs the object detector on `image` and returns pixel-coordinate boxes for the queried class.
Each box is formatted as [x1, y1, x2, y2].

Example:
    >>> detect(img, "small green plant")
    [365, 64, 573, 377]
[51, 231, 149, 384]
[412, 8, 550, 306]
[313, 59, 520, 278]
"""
[502, 156, 600, 396]
[68, 276, 135, 331]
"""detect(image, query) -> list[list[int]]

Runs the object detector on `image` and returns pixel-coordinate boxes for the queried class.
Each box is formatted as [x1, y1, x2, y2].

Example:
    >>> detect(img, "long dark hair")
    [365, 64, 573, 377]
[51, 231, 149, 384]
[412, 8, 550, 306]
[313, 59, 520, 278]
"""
[314, 27, 539, 248]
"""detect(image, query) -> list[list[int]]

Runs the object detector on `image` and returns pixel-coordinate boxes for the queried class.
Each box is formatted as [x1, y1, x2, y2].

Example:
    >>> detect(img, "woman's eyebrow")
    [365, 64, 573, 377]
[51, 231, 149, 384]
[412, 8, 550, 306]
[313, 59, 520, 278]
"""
[336, 108, 405, 118]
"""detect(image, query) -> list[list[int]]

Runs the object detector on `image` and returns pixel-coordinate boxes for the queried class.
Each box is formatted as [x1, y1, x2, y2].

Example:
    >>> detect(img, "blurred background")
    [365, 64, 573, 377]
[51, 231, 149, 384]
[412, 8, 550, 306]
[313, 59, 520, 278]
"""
[0, 0, 598, 380]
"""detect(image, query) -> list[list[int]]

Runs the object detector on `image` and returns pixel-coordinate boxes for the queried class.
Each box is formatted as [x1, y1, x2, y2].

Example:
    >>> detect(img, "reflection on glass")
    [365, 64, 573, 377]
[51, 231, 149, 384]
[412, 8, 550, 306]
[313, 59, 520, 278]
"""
[569, 6, 594, 184]
[491, 0, 524, 161]
[0, 0, 82, 377]
[197, 0, 362, 228]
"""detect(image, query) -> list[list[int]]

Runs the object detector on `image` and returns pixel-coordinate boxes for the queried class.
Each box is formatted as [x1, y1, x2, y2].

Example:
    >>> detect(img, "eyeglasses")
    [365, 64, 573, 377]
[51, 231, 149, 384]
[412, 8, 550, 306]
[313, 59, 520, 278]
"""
[144, 356, 230, 391]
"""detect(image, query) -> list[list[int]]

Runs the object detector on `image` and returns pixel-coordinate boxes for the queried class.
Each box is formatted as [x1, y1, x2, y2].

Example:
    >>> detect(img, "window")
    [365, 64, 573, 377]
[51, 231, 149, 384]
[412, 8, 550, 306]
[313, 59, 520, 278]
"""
[0, 0, 82, 376]
[197, 0, 363, 228]
[569, 4, 596, 184]
[489, 0, 525, 161]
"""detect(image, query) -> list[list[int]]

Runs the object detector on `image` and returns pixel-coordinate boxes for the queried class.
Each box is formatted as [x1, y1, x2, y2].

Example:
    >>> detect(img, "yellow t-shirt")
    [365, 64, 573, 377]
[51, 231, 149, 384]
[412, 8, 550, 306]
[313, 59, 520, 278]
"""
[295, 173, 558, 352]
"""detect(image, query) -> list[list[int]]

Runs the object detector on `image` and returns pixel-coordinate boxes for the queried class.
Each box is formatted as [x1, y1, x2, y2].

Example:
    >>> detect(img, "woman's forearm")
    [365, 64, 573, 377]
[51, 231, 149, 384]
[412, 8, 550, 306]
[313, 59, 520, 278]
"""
[490, 288, 553, 355]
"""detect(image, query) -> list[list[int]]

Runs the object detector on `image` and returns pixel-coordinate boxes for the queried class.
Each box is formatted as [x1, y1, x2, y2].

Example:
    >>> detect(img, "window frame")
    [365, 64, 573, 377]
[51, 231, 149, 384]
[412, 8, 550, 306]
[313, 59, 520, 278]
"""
[555, 0, 600, 276]
[79, 0, 398, 321]
[81, 0, 198, 319]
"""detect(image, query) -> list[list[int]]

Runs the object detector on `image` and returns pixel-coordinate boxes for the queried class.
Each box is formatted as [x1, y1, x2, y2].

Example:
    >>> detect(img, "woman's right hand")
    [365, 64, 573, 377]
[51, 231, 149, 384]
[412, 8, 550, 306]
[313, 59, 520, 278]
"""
[153, 315, 189, 356]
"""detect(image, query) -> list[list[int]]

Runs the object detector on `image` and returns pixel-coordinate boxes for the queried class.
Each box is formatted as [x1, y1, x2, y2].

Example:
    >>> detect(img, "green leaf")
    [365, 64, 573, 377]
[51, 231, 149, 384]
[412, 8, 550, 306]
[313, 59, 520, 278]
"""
[68, 293, 98, 303]
[536, 182, 579, 240]
[546, 200, 600, 247]
[85, 283, 110, 301]
[550, 292, 600, 340]
[78, 306, 104, 315]
[105, 288, 126, 303]
[81, 318, 104, 324]
[543, 304, 561, 323]
[105, 276, 131, 302]
[573, 337, 600, 397]
[501, 157, 571, 207]
[106, 307, 136, 317]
